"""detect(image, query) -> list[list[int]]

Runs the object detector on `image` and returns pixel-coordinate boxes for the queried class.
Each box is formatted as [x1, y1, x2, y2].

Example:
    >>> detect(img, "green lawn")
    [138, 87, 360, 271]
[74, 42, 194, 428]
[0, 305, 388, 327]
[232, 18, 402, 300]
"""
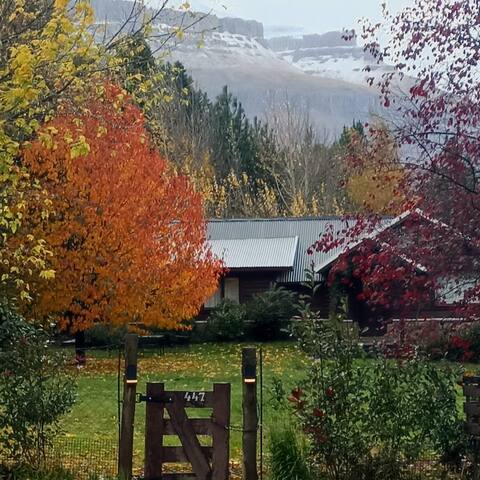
[60, 341, 309, 469]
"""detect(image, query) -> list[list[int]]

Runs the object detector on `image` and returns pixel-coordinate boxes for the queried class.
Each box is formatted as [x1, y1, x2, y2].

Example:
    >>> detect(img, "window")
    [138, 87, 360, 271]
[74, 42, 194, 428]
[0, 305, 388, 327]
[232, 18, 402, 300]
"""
[204, 286, 222, 309]
[437, 276, 477, 304]
[204, 277, 240, 309]
[224, 277, 240, 303]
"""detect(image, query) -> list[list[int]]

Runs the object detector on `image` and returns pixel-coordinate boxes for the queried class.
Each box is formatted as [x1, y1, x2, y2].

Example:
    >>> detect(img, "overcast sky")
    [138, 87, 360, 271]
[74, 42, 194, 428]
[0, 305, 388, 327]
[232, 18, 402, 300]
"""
[184, 0, 413, 37]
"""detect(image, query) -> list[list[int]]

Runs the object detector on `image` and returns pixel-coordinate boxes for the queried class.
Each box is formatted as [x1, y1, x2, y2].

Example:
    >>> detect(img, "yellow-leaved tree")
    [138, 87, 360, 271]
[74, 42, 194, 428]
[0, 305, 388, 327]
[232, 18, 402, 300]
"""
[345, 123, 405, 215]
[0, 0, 99, 300]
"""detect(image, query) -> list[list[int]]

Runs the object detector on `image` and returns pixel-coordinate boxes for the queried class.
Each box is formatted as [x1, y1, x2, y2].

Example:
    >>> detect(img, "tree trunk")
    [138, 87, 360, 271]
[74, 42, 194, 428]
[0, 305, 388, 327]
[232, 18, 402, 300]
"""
[75, 330, 86, 367]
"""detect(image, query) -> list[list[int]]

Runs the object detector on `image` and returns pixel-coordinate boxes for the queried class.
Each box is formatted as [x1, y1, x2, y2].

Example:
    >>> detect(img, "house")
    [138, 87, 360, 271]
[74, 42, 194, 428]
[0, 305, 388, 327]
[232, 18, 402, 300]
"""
[206, 216, 357, 317]
[205, 213, 463, 329]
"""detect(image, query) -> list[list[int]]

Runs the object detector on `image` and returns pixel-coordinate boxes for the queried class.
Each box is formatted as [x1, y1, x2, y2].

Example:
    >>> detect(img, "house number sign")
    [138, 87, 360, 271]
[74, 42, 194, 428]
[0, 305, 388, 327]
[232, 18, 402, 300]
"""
[184, 391, 206, 404]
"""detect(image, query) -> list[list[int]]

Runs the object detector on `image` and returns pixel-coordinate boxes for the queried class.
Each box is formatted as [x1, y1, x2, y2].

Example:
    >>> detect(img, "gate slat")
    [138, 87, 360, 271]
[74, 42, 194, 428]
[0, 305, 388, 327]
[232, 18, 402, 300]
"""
[163, 446, 213, 462]
[464, 384, 480, 397]
[164, 418, 212, 435]
[165, 402, 212, 479]
[465, 402, 480, 415]
[212, 383, 231, 480]
[165, 391, 214, 408]
[467, 423, 480, 436]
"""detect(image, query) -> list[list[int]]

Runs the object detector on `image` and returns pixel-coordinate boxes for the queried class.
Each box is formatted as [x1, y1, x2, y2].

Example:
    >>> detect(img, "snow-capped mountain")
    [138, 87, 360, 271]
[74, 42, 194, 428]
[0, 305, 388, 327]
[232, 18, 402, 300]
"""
[165, 30, 382, 135]
[267, 31, 394, 87]
[91, 0, 391, 135]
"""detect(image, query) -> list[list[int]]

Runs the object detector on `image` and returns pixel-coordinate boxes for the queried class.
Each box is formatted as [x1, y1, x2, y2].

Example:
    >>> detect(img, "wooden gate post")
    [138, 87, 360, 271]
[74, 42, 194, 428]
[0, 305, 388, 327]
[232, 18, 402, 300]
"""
[242, 347, 258, 480]
[118, 333, 138, 480]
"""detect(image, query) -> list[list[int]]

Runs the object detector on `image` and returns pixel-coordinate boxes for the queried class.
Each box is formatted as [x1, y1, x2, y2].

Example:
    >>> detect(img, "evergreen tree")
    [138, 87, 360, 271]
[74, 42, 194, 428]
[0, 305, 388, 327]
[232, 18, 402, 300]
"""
[210, 86, 268, 180]
[338, 120, 365, 147]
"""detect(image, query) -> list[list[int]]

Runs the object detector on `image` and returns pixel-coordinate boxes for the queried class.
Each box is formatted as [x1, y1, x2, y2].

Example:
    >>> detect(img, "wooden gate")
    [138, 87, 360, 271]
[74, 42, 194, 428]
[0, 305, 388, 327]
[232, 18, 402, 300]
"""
[143, 382, 231, 480]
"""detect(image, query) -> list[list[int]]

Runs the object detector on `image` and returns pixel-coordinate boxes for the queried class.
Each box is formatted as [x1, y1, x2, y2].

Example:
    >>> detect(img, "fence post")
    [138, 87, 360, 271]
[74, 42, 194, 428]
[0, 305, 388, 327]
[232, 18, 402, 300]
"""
[144, 382, 165, 480]
[242, 347, 258, 480]
[118, 333, 138, 480]
[464, 375, 480, 479]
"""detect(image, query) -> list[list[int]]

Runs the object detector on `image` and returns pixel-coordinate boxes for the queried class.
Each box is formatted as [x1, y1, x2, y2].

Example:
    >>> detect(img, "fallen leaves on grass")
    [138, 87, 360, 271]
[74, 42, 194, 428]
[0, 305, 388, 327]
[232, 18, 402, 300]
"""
[77, 343, 308, 379]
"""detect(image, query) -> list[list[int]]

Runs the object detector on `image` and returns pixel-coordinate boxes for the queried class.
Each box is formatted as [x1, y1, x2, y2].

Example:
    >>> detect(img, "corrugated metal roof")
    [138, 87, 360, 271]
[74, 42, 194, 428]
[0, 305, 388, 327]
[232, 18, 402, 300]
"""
[207, 217, 351, 283]
[209, 237, 298, 270]
[313, 212, 407, 273]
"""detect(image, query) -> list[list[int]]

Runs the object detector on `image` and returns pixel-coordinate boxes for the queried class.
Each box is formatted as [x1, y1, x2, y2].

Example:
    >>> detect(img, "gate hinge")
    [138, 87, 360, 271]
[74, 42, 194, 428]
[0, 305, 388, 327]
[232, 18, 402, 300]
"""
[137, 393, 174, 404]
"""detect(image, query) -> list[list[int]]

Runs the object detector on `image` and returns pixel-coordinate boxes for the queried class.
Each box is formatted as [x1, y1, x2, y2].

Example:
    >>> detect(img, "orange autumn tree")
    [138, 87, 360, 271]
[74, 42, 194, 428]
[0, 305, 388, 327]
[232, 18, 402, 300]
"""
[22, 83, 222, 334]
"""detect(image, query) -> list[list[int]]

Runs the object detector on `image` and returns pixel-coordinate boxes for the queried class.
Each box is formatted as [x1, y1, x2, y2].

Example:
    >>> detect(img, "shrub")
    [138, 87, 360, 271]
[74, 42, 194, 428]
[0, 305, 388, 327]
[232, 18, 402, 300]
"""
[85, 322, 128, 347]
[291, 310, 467, 480]
[0, 465, 76, 480]
[383, 320, 480, 363]
[268, 420, 312, 480]
[447, 323, 480, 363]
[0, 304, 77, 468]
[463, 323, 480, 358]
[206, 300, 246, 341]
[292, 316, 372, 479]
[246, 287, 298, 341]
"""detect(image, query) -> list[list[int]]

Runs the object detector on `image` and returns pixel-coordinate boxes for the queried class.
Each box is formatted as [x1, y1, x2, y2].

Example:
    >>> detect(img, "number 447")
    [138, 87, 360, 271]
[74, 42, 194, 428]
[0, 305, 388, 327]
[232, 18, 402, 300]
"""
[184, 391, 206, 403]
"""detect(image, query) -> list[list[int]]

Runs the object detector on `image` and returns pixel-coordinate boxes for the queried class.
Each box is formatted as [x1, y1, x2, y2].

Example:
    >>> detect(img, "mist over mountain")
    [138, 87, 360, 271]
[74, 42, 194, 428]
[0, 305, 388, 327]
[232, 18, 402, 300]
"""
[91, 0, 392, 136]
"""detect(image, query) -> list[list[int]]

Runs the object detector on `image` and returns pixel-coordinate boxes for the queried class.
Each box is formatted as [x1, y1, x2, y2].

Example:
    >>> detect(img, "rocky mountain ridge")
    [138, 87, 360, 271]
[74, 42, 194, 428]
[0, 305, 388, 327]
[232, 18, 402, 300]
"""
[91, 0, 390, 135]
[90, 0, 264, 38]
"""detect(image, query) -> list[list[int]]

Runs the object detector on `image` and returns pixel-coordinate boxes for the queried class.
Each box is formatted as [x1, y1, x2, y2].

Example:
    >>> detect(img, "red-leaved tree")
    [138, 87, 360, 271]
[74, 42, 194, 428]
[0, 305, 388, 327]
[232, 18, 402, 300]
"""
[315, 0, 480, 325]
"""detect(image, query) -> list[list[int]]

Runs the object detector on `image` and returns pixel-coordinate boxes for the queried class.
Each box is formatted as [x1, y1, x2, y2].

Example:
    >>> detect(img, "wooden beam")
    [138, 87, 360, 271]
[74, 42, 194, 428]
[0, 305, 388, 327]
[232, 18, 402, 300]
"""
[464, 384, 480, 397]
[164, 418, 212, 435]
[212, 383, 231, 480]
[164, 390, 214, 408]
[145, 382, 165, 480]
[118, 334, 138, 480]
[165, 401, 212, 479]
[162, 446, 213, 463]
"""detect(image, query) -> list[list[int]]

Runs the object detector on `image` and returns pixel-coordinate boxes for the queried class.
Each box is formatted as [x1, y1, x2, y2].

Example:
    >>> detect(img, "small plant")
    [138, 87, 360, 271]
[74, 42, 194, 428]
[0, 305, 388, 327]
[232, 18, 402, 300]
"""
[0, 304, 77, 468]
[268, 420, 312, 480]
[268, 375, 287, 409]
[246, 287, 298, 341]
[206, 300, 246, 341]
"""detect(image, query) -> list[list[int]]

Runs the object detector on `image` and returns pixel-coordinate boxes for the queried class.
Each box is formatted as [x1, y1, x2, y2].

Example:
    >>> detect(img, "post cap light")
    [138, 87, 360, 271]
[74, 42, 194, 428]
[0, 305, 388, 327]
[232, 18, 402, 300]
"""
[126, 364, 138, 384]
[243, 364, 256, 384]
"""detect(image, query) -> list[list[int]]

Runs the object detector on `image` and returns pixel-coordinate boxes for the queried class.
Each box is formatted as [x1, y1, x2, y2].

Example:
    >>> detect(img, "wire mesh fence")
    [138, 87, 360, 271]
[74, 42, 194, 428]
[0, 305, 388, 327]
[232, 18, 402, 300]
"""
[45, 437, 118, 479]
[0, 437, 473, 479]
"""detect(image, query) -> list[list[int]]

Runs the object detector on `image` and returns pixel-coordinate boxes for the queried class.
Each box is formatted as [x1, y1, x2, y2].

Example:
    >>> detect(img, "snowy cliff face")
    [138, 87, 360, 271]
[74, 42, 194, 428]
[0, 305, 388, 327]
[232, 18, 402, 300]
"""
[165, 29, 383, 135]
[91, 1, 386, 135]
[267, 31, 394, 86]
